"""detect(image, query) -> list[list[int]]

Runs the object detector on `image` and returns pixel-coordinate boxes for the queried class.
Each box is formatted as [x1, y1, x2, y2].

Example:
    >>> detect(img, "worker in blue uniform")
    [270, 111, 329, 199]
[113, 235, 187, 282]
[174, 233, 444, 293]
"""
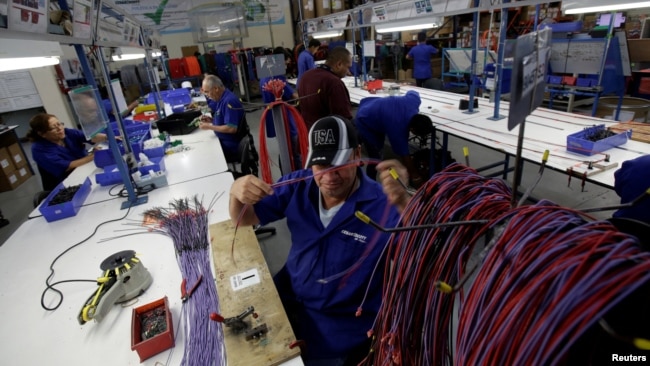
[406, 31, 438, 87]
[200, 74, 245, 162]
[613, 154, 650, 224]
[27, 113, 109, 191]
[297, 38, 321, 83]
[355, 90, 431, 186]
[229, 116, 411, 365]
[260, 47, 301, 169]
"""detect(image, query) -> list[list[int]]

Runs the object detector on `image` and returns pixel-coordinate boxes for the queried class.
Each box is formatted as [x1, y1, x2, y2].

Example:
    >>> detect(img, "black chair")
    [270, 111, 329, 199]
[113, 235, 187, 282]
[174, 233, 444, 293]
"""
[33, 190, 51, 208]
[226, 116, 260, 178]
[422, 78, 444, 91]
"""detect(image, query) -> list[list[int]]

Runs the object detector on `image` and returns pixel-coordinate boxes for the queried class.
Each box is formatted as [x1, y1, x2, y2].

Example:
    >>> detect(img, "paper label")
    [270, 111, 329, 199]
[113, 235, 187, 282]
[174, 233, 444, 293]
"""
[230, 268, 260, 291]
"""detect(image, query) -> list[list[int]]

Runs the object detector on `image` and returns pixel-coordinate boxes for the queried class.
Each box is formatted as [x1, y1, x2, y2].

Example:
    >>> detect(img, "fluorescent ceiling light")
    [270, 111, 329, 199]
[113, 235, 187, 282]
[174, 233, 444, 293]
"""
[0, 57, 60, 72]
[375, 18, 441, 33]
[0, 38, 63, 72]
[150, 50, 162, 57]
[562, 0, 650, 14]
[111, 47, 146, 61]
[312, 30, 343, 39]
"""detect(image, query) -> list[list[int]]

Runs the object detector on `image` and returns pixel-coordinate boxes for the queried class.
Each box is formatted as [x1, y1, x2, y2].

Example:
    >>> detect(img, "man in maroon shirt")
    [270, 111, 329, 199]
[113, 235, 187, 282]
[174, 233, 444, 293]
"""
[297, 46, 353, 130]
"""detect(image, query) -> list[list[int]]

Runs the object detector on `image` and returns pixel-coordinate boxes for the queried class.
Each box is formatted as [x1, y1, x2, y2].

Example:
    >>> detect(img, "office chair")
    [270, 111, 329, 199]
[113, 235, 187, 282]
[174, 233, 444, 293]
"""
[422, 78, 444, 91]
[226, 116, 277, 238]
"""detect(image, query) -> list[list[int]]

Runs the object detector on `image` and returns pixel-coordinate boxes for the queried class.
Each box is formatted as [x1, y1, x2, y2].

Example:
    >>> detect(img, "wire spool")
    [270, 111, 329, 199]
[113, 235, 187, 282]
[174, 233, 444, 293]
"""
[314, 0, 330, 18]
[301, 0, 315, 20]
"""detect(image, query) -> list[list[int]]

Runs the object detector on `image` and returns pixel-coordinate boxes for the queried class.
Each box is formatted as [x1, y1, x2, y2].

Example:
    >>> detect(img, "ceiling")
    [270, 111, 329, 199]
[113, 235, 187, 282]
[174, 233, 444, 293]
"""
[111, 0, 287, 35]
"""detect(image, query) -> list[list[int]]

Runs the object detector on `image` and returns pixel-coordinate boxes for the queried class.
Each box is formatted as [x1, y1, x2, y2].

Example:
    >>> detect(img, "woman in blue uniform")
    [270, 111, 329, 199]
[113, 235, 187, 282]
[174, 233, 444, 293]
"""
[229, 116, 411, 365]
[27, 113, 108, 191]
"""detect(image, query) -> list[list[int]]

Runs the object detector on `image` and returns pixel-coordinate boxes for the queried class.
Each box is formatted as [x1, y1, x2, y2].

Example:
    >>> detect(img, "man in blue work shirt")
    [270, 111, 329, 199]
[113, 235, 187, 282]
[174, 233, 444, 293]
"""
[229, 116, 411, 365]
[406, 31, 438, 87]
[297, 38, 321, 83]
[355, 90, 431, 186]
[200, 74, 245, 162]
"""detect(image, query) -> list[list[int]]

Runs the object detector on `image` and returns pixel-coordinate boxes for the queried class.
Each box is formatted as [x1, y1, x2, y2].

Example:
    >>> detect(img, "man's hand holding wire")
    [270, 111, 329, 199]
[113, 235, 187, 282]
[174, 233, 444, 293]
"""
[229, 175, 274, 227]
[377, 160, 411, 214]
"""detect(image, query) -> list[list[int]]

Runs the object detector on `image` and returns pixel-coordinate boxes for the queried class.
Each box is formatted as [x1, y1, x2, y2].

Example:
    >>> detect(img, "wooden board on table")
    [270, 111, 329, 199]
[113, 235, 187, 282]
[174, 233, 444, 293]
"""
[609, 122, 650, 144]
[209, 220, 300, 366]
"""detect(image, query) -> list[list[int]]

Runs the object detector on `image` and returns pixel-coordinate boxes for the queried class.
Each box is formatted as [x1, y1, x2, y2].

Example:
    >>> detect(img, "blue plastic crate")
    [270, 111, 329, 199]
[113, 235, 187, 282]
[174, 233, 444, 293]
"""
[138, 157, 166, 175]
[145, 89, 191, 106]
[142, 143, 166, 158]
[566, 124, 632, 156]
[94, 128, 151, 168]
[548, 75, 562, 85]
[95, 164, 122, 186]
[39, 177, 92, 222]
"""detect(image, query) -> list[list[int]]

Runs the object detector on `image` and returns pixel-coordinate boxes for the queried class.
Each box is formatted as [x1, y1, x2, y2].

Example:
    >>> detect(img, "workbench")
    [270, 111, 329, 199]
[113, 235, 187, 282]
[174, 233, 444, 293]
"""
[335, 77, 650, 189]
[0, 127, 303, 365]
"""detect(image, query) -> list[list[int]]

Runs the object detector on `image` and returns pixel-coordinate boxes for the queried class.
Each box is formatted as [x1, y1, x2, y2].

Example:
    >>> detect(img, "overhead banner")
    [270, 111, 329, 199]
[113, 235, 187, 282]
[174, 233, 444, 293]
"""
[114, 0, 285, 34]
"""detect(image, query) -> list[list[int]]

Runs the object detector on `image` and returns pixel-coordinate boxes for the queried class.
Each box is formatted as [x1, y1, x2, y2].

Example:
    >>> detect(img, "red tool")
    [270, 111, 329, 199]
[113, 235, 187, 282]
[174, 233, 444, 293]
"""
[181, 274, 203, 302]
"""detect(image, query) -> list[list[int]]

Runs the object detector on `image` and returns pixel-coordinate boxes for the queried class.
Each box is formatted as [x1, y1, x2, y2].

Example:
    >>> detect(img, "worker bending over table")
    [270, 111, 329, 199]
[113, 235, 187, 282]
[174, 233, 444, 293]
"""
[229, 116, 410, 365]
[27, 113, 109, 191]
[354, 90, 432, 186]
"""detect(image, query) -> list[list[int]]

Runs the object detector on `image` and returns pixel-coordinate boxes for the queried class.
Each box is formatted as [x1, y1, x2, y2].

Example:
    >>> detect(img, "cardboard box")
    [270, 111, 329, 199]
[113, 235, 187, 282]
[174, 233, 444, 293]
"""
[0, 169, 21, 192]
[0, 148, 15, 175]
[7, 143, 27, 168]
[16, 166, 32, 183]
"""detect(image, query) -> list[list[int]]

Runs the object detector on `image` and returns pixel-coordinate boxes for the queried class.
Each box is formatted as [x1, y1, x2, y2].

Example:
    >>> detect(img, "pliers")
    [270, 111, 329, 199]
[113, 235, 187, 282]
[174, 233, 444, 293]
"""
[181, 274, 203, 302]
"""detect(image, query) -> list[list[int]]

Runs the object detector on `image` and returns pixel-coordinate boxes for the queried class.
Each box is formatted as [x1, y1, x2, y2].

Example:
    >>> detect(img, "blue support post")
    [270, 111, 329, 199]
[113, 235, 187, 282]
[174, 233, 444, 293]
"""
[465, 0, 480, 115]
[74, 43, 147, 209]
[488, 0, 509, 121]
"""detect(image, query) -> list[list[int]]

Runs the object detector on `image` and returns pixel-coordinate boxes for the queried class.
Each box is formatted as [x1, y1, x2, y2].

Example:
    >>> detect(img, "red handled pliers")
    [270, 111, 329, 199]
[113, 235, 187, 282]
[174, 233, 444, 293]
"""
[181, 274, 203, 302]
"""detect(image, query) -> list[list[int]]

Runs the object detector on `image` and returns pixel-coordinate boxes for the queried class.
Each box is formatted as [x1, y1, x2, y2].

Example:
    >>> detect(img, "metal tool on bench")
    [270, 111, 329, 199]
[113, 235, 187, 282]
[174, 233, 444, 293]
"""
[78, 250, 153, 324]
[210, 306, 268, 340]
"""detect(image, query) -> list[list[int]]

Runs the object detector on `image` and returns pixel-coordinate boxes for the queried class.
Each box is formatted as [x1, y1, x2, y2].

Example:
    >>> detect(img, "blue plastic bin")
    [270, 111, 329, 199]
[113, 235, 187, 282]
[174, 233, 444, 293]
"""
[39, 177, 92, 222]
[138, 157, 166, 175]
[94, 128, 151, 168]
[95, 165, 123, 186]
[566, 124, 632, 156]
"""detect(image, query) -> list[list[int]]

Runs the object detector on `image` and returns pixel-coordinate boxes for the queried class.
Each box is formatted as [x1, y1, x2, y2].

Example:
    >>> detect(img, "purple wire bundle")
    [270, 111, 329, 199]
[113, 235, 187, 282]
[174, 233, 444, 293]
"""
[144, 196, 225, 366]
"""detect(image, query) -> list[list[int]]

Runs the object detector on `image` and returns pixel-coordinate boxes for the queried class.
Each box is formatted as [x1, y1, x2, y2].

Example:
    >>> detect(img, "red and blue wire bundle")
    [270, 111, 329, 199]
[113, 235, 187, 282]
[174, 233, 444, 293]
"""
[456, 201, 650, 365]
[365, 163, 512, 365]
[144, 197, 225, 366]
[258, 79, 308, 183]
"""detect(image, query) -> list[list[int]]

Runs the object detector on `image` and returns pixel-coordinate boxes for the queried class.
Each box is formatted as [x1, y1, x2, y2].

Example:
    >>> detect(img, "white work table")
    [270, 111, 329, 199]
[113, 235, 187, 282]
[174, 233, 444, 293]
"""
[338, 77, 650, 189]
[1, 131, 303, 365]
[28, 127, 229, 218]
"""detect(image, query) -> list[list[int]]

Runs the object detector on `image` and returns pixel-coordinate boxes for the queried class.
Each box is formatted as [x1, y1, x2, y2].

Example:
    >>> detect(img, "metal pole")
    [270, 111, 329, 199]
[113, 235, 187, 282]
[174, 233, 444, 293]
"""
[267, 0, 275, 48]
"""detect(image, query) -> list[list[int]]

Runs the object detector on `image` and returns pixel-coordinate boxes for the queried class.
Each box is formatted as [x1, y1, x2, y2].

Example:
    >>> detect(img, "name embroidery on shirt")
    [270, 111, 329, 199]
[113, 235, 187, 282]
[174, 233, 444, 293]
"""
[341, 230, 367, 243]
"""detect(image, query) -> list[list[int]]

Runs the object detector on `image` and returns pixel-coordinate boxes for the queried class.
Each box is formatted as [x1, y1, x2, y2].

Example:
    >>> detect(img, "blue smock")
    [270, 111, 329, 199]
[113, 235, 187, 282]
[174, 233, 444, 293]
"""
[355, 90, 422, 156]
[209, 89, 244, 159]
[407, 43, 438, 80]
[31, 128, 88, 185]
[253, 168, 400, 359]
